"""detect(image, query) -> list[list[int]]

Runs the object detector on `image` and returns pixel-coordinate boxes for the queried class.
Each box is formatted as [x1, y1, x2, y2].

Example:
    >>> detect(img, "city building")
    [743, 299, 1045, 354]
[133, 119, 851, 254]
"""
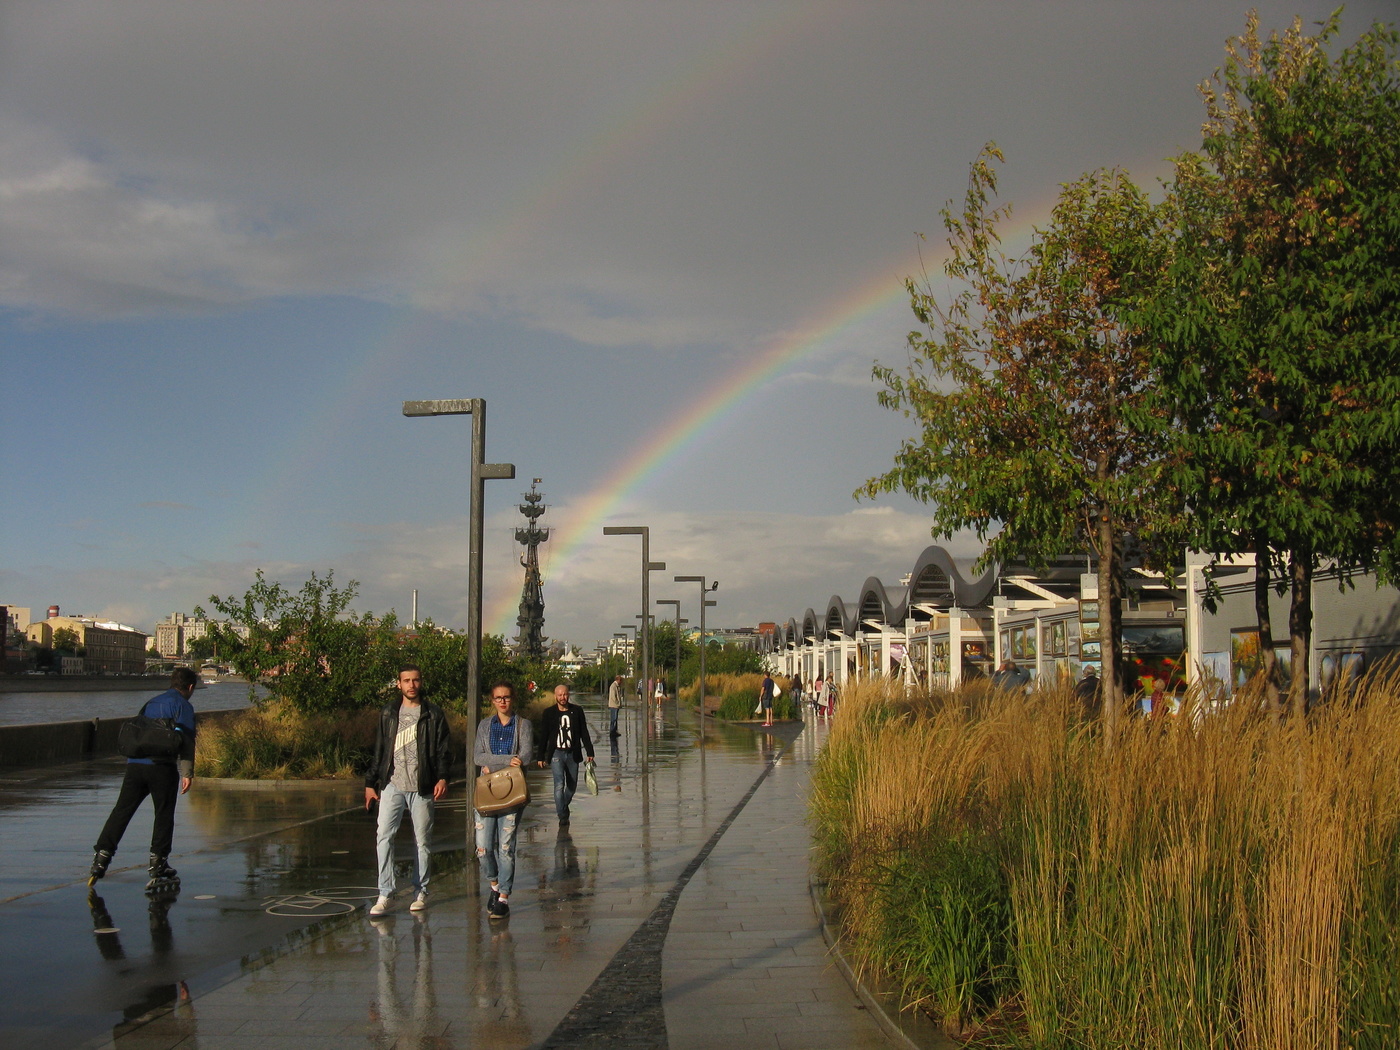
[153, 611, 250, 657]
[25, 607, 148, 674]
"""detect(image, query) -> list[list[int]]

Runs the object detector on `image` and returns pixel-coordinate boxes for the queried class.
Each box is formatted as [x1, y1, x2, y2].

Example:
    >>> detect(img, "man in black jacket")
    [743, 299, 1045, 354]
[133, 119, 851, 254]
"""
[536, 683, 594, 825]
[364, 665, 452, 915]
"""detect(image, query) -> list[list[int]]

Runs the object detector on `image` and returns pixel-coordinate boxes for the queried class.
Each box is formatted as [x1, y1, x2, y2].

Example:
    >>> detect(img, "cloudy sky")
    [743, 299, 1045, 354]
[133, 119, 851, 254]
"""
[3, 1, 1390, 649]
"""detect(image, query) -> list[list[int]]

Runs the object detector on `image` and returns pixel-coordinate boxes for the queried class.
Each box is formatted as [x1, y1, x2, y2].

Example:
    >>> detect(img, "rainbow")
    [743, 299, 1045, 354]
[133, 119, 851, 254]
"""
[484, 172, 1156, 637]
[484, 265, 910, 634]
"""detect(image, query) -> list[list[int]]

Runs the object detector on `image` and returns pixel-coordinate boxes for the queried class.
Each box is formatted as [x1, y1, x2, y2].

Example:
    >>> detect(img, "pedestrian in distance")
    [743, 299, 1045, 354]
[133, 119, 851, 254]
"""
[992, 659, 1030, 693]
[759, 671, 775, 727]
[365, 665, 453, 916]
[790, 671, 803, 712]
[538, 683, 595, 825]
[90, 667, 199, 891]
[814, 674, 829, 721]
[474, 681, 535, 920]
[1075, 665, 1102, 721]
[653, 677, 666, 711]
[606, 674, 624, 737]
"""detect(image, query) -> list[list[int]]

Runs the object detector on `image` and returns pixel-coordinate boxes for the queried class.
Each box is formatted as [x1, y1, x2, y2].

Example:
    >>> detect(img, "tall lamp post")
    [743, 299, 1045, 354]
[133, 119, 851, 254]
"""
[656, 598, 680, 715]
[675, 576, 718, 736]
[618, 624, 638, 678]
[402, 398, 514, 739]
[603, 526, 664, 774]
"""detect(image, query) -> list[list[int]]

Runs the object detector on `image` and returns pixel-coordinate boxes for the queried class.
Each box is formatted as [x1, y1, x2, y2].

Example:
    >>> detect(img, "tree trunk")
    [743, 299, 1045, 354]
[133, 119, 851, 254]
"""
[1098, 508, 1120, 740]
[1288, 548, 1313, 718]
[1253, 534, 1281, 718]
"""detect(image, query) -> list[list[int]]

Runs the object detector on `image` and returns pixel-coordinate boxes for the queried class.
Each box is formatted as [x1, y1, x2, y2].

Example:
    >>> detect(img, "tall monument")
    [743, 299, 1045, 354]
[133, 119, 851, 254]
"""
[514, 478, 550, 658]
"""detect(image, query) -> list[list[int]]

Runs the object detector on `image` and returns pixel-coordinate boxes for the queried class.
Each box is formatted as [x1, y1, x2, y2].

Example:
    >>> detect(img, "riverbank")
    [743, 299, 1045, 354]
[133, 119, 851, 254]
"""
[0, 674, 168, 693]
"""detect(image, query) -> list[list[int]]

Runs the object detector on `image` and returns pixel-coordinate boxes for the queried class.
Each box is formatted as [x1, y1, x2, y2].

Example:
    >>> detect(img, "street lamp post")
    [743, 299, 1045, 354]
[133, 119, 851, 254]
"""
[402, 398, 514, 740]
[618, 624, 638, 677]
[675, 576, 718, 737]
[603, 526, 664, 774]
[656, 598, 680, 716]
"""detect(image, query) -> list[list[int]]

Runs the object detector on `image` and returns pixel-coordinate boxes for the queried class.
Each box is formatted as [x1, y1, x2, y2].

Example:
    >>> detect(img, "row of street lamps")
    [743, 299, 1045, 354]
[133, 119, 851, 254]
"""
[400, 399, 719, 783]
[603, 526, 718, 774]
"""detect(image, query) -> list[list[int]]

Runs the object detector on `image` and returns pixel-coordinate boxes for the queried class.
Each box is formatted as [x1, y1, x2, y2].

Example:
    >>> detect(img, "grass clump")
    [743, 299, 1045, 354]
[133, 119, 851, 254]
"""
[195, 701, 469, 780]
[684, 672, 799, 720]
[809, 674, 1400, 1048]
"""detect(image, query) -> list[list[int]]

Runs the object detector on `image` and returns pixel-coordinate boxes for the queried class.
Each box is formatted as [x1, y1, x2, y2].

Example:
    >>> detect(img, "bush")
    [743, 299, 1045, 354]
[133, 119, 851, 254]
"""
[698, 672, 798, 720]
[195, 700, 470, 780]
[810, 675, 1400, 1046]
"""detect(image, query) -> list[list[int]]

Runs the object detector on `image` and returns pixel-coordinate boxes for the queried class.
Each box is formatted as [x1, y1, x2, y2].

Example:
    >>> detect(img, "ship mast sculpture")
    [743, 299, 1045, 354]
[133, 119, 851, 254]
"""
[514, 478, 550, 659]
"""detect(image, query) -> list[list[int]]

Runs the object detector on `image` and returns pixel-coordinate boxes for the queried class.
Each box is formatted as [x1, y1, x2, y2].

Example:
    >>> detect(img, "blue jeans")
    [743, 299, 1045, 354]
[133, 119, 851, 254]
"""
[376, 783, 434, 898]
[609, 706, 619, 734]
[475, 808, 521, 896]
[551, 752, 579, 820]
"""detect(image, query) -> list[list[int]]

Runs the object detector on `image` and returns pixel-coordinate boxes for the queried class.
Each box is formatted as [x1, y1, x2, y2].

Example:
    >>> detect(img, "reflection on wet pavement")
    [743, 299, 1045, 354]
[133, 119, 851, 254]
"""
[1, 700, 891, 1050]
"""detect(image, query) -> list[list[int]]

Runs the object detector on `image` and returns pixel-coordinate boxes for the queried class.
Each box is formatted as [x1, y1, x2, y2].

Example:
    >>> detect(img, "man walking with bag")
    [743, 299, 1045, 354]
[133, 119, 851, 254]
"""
[89, 667, 199, 888]
[365, 665, 453, 916]
[474, 681, 534, 920]
[538, 683, 595, 826]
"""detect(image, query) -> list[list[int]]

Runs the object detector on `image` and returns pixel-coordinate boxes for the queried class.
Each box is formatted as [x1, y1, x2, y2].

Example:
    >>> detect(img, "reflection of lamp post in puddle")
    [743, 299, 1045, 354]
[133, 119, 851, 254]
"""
[675, 575, 718, 741]
[604, 526, 665, 775]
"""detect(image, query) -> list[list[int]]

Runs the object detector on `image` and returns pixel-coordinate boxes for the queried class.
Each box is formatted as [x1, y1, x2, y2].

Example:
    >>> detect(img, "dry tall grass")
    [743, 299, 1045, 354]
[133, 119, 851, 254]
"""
[809, 676, 1400, 1048]
[195, 701, 471, 780]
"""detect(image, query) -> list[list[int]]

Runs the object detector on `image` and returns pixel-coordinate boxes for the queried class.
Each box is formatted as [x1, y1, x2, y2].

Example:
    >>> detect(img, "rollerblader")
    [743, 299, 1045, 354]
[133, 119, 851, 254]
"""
[89, 668, 198, 891]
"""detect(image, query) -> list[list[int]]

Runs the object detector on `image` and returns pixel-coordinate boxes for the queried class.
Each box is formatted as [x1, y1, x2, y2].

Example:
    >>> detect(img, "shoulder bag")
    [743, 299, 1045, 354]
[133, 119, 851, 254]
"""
[474, 717, 530, 815]
[117, 701, 183, 759]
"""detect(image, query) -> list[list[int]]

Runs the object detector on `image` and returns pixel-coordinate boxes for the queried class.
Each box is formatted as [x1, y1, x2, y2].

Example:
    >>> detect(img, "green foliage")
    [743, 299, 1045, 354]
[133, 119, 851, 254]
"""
[207, 570, 532, 715]
[679, 641, 765, 686]
[51, 627, 81, 653]
[1146, 14, 1400, 711]
[186, 634, 217, 660]
[651, 620, 696, 688]
[573, 652, 628, 695]
[865, 150, 1168, 725]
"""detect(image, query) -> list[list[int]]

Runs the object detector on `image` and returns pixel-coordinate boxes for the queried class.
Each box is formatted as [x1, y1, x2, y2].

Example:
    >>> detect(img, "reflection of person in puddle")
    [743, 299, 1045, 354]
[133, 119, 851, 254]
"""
[537, 826, 590, 954]
[368, 911, 436, 1046]
[471, 925, 527, 1045]
[609, 736, 623, 792]
[89, 891, 196, 1043]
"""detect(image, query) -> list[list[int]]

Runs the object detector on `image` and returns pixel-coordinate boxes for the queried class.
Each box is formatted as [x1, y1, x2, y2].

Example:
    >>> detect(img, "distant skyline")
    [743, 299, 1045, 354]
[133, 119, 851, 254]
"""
[4, 2, 1392, 646]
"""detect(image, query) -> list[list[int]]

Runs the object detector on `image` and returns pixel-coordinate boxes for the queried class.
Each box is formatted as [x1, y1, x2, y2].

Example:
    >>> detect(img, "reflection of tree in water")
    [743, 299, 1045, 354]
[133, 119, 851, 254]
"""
[536, 828, 595, 958]
[368, 916, 449, 1050]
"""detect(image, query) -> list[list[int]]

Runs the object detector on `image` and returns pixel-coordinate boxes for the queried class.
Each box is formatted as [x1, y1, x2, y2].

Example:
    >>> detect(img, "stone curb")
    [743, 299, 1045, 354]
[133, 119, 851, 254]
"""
[808, 876, 959, 1050]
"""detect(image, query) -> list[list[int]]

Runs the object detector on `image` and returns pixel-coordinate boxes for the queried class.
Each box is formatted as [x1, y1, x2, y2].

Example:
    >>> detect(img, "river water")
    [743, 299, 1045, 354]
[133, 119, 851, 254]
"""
[0, 681, 262, 727]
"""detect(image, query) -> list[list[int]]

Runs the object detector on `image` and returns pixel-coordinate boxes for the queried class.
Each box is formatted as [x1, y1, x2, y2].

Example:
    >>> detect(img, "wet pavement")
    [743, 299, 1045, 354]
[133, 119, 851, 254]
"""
[0, 698, 893, 1050]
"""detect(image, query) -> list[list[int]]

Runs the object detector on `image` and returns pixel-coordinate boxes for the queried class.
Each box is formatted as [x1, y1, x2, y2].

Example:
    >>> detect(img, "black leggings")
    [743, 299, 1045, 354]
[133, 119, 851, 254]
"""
[95, 762, 180, 858]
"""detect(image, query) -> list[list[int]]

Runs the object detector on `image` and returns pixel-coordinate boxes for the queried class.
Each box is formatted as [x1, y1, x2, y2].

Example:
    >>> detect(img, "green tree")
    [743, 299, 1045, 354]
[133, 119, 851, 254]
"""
[864, 150, 1168, 732]
[205, 570, 399, 714]
[651, 619, 696, 689]
[186, 634, 218, 661]
[1149, 14, 1400, 715]
[51, 627, 81, 653]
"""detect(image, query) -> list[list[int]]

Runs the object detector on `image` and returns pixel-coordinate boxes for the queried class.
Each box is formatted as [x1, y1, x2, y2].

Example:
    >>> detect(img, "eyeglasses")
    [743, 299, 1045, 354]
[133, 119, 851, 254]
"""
[491, 694, 512, 702]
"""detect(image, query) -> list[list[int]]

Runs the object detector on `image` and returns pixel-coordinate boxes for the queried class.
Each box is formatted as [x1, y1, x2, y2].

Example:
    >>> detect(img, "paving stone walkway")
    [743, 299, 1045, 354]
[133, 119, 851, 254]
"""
[1, 704, 894, 1050]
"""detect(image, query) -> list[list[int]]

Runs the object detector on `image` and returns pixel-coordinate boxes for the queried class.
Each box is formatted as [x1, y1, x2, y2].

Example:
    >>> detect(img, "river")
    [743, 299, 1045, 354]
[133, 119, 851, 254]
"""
[0, 681, 263, 726]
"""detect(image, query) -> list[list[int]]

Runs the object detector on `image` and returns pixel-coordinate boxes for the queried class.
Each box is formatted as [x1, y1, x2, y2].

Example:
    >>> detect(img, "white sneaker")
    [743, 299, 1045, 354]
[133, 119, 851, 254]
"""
[369, 896, 392, 916]
[409, 892, 428, 912]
